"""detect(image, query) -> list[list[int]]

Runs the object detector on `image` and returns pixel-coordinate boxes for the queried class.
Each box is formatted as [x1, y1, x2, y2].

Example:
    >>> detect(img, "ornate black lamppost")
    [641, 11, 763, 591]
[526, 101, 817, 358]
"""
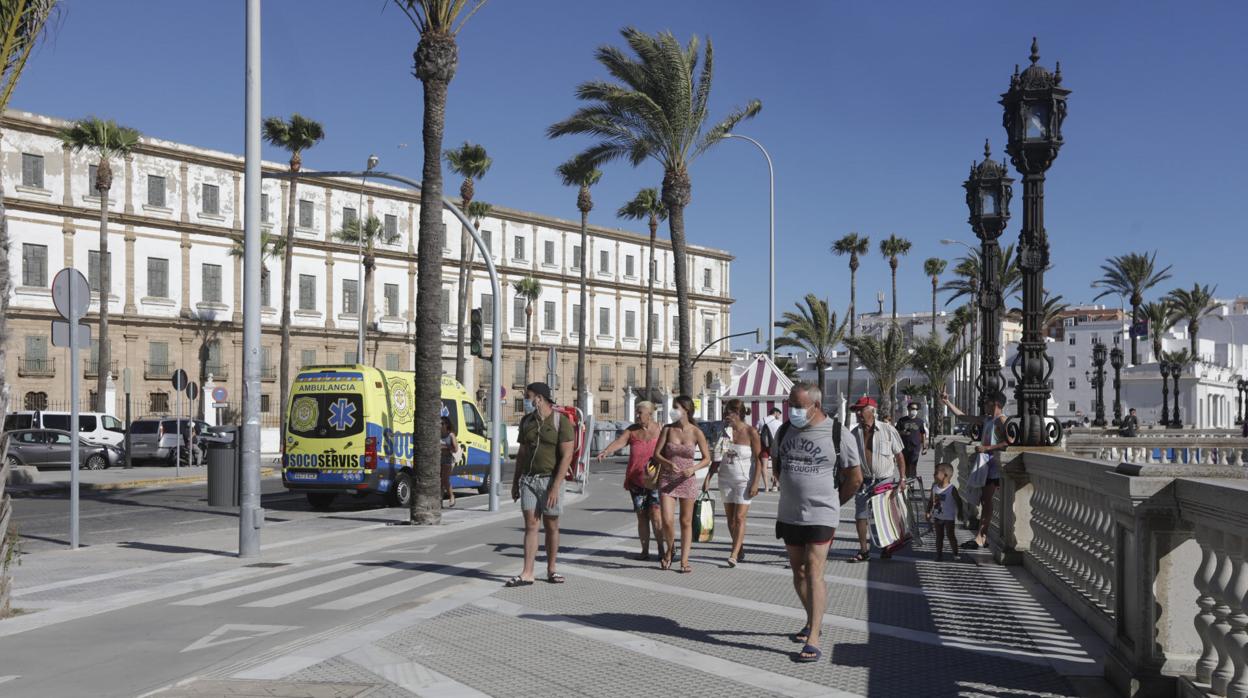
[1090, 342, 1108, 427]
[1160, 361, 1172, 427]
[963, 140, 1014, 421]
[1001, 38, 1070, 446]
[1237, 378, 1246, 425]
[1171, 361, 1182, 428]
[1110, 345, 1124, 426]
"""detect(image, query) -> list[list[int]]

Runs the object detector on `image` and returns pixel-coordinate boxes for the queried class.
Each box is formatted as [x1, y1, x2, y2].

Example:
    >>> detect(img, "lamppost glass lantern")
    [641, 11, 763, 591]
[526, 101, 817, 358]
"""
[964, 140, 1014, 235]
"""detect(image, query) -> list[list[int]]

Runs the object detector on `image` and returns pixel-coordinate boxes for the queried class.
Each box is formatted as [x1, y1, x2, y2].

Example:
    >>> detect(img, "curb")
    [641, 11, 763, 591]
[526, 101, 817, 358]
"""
[7, 466, 280, 496]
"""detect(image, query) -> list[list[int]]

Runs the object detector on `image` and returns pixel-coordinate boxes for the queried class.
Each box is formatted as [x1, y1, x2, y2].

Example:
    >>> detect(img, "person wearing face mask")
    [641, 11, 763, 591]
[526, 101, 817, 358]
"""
[848, 397, 907, 562]
[652, 395, 711, 573]
[701, 399, 764, 567]
[598, 401, 664, 561]
[894, 402, 928, 480]
[942, 388, 1012, 550]
[506, 382, 575, 587]
[772, 382, 861, 663]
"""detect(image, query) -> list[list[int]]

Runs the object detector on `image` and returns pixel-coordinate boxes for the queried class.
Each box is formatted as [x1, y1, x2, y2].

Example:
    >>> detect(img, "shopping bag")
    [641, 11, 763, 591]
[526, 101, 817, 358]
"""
[692, 492, 715, 543]
[963, 452, 991, 506]
[867, 483, 911, 553]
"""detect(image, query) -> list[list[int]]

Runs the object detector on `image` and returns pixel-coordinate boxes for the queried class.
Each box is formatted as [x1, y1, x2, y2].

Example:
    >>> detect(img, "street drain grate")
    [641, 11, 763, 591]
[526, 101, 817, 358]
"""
[244, 562, 290, 568]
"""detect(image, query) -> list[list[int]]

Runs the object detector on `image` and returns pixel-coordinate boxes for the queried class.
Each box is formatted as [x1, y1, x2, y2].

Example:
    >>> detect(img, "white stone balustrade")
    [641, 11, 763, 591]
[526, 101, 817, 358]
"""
[1067, 434, 1248, 466]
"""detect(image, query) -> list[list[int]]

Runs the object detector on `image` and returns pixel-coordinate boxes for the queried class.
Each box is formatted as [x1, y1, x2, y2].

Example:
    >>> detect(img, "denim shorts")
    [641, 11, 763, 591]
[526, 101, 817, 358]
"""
[855, 478, 898, 520]
[628, 485, 660, 512]
[519, 474, 563, 517]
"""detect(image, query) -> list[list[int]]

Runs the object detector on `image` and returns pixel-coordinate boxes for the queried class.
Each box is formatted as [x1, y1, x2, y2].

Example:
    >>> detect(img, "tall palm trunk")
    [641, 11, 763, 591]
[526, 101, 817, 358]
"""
[1129, 294, 1141, 366]
[815, 357, 827, 398]
[95, 160, 112, 411]
[931, 277, 938, 337]
[454, 186, 472, 383]
[279, 167, 298, 424]
[575, 204, 589, 412]
[890, 259, 898, 323]
[643, 215, 656, 399]
[1189, 322, 1198, 359]
[411, 32, 457, 525]
[846, 259, 857, 404]
[524, 304, 533, 384]
[662, 168, 695, 396]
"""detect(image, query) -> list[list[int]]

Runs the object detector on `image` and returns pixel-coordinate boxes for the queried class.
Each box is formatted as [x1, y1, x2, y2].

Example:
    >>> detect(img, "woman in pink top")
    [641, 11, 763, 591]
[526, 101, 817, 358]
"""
[598, 401, 663, 561]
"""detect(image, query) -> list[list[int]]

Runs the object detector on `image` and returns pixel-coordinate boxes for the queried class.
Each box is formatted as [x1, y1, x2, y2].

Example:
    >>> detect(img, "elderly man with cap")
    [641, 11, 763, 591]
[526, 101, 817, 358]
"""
[848, 397, 906, 562]
[507, 382, 575, 587]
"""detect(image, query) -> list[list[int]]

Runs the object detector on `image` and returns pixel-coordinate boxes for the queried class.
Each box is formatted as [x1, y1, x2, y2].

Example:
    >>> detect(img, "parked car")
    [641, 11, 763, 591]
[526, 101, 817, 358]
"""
[2, 411, 126, 448]
[127, 417, 213, 465]
[3, 429, 124, 470]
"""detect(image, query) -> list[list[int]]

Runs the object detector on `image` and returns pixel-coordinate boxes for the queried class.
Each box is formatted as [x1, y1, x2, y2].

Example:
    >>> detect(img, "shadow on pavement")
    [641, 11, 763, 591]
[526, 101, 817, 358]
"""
[521, 611, 794, 657]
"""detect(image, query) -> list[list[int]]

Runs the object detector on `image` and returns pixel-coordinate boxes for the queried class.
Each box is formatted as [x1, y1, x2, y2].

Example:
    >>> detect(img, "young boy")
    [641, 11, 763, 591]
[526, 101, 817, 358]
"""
[926, 462, 962, 561]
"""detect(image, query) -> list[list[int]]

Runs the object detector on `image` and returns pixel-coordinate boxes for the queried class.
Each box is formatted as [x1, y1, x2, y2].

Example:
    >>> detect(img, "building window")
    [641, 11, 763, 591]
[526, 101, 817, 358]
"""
[1068, 401, 1077, 413]
[298, 274, 316, 310]
[600, 364, 611, 387]
[23, 335, 48, 373]
[301, 349, 317, 368]
[298, 199, 314, 228]
[147, 257, 169, 297]
[513, 296, 526, 329]
[1067, 356, 1076, 368]
[703, 268, 713, 290]
[441, 288, 451, 321]
[626, 366, 637, 387]
[87, 164, 99, 196]
[202, 263, 222, 303]
[148, 341, 169, 375]
[625, 310, 636, 339]
[342, 279, 359, 315]
[202, 183, 220, 215]
[260, 193, 269, 222]
[571, 304, 581, 335]
[625, 255, 635, 277]
[260, 394, 271, 413]
[481, 293, 494, 326]
[482, 230, 492, 254]
[385, 353, 400, 370]
[384, 214, 398, 240]
[342, 206, 357, 226]
[544, 240, 555, 265]
[599, 307, 610, 336]
[205, 341, 224, 376]
[544, 301, 556, 332]
[341, 350, 356, 364]
[21, 153, 44, 188]
[514, 359, 526, 386]
[1069, 335, 1076, 346]
[86, 251, 106, 292]
[147, 175, 166, 207]
[599, 250, 610, 273]
[514, 397, 525, 413]
[572, 245, 582, 270]
[384, 283, 399, 317]
[150, 392, 170, 413]
[1068, 378, 1077, 390]
[22, 243, 47, 287]
[650, 314, 659, 342]
[600, 399, 610, 415]
[24, 391, 48, 411]
[261, 270, 271, 307]
[513, 236, 526, 261]
[704, 318, 713, 345]
[673, 315, 680, 339]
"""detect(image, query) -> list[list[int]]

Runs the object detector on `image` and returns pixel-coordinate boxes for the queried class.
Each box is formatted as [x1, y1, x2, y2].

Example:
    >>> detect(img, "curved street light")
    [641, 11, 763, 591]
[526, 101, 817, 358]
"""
[723, 133, 775, 361]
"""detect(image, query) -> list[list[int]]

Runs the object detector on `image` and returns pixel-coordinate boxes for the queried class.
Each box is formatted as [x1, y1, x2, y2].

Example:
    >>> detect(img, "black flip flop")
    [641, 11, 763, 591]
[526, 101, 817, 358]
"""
[504, 576, 534, 588]
[793, 644, 822, 663]
[791, 625, 810, 643]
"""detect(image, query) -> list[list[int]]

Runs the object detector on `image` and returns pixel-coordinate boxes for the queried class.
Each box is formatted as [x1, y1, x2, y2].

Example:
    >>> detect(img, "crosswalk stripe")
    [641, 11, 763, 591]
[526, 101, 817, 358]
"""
[171, 561, 363, 607]
[242, 564, 414, 608]
[313, 562, 490, 611]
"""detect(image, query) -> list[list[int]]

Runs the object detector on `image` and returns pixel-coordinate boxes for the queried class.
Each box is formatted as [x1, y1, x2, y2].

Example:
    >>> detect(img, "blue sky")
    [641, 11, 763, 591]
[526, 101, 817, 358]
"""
[12, 1, 1246, 351]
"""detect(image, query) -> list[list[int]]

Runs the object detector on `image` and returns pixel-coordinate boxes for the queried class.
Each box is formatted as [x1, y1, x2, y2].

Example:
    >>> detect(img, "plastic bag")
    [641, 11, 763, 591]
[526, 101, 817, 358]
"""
[692, 492, 715, 543]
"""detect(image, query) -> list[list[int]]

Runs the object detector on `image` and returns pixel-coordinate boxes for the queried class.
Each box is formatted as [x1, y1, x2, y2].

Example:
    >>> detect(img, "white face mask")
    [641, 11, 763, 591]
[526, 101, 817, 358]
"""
[908, 410, 918, 417]
[671, 408, 683, 423]
[789, 408, 809, 429]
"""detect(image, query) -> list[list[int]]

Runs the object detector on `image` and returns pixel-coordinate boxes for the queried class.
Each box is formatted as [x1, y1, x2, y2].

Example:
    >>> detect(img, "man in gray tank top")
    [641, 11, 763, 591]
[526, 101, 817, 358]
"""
[772, 382, 861, 663]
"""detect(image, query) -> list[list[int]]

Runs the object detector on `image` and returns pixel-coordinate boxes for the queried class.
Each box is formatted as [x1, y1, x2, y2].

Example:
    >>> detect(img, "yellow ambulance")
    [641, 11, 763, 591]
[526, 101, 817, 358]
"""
[282, 365, 492, 509]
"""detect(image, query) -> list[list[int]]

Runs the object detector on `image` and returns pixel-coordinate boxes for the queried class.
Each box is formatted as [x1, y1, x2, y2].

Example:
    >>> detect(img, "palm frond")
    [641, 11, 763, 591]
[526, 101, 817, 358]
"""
[58, 117, 141, 158]
[444, 141, 491, 180]
[616, 187, 667, 222]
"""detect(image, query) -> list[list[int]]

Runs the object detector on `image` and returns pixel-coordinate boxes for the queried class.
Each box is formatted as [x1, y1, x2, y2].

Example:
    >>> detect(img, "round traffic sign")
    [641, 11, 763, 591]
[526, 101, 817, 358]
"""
[171, 369, 189, 391]
[51, 268, 90, 320]
[186, 382, 199, 400]
[211, 386, 228, 403]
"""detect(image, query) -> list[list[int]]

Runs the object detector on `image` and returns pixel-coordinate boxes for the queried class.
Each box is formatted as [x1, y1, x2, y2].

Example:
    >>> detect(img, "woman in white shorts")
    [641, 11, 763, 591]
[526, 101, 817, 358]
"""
[703, 399, 764, 567]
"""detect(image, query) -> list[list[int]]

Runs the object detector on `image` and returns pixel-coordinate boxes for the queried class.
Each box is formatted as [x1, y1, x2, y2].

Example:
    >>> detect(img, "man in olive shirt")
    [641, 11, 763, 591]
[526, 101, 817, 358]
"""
[507, 382, 575, 587]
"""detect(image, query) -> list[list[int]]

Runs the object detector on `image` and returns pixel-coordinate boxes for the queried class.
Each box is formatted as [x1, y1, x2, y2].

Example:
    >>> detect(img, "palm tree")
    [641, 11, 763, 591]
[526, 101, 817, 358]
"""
[1165, 284, 1223, 361]
[58, 118, 140, 410]
[923, 257, 946, 337]
[228, 229, 285, 308]
[617, 187, 666, 398]
[1, 0, 58, 620]
[844, 324, 909, 419]
[1010, 293, 1069, 334]
[1091, 251, 1173, 365]
[910, 334, 966, 436]
[947, 304, 974, 415]
[879, 235, 912, 323]
[556, 156, 601, 411]
[1139, 300, 1175, 363]
[335, 215, 401, 352]
[774, 294, 847, 398]
[832, 233, 870, 400]
[940, 243, 1023, 311]
[548, 28, 761, 397]
[513, 276, 543, 384]
[262, 114, 324, 439]
[444, 142, 491, 384]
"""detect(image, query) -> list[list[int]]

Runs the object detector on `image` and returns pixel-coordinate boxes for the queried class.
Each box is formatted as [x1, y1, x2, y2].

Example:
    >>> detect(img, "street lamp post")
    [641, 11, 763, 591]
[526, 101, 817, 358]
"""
[1171, 361, 1182, 428]
[1001, 38, 1070, 447]
[1091, 341, 1107, 427]
[1110, 345, 1124, 425]
[1236, 377, 1246, 424]
[723, 133, 775, 361]
[355, 154, 379, 364]
[962, 140, 1013, 425]
[1160, 361, 1172, 427]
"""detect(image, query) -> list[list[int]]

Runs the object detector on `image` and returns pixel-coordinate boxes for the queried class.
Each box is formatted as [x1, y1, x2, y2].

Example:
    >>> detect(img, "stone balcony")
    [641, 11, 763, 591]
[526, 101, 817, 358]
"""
[936, 429, 1248, 697]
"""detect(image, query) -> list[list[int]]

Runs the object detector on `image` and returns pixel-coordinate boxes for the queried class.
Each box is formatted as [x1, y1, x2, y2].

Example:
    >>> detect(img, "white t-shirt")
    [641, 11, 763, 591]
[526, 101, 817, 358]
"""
[931, 482, 958, 522]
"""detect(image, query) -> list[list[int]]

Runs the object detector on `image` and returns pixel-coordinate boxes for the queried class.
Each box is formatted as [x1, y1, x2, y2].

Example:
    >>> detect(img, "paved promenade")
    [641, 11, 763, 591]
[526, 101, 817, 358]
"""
[0, 453, 1113, 697]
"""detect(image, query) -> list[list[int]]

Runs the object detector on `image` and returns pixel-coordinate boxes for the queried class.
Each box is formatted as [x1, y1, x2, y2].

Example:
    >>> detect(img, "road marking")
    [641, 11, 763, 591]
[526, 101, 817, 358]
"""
[243, 564, 412, 608]
[181, 624, 301, 653]
[388, 543, 436, 554]
[91, 527, 137, 535]
[0, 676, 18, 684]
[446, 542, 485, 556]
[314, 561, 489, 611]
[172, 561, 363, 607]
[343, 643, 491, 697]
[173, 517, 221, 526]
[475, 596, 857, 698]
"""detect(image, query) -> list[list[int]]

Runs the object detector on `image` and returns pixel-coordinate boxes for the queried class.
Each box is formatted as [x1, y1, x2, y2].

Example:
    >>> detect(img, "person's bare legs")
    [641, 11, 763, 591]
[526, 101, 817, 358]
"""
[731, 503, 750, 561]
[543, 514, 559, 577]
[802, 541, 831, 655]
[649, 504, 664, 559]
[635, 508, 650, 557]
[519, 508, 540, 582]
[659, 494, 677, 568]
[678, 497, 695, 571]
[855, 518, 871, 555]
[723, 502, 739, 560]
[977, 482, 998, 547]
[786, 544, 810, 617]
[441, 467, 454, 507]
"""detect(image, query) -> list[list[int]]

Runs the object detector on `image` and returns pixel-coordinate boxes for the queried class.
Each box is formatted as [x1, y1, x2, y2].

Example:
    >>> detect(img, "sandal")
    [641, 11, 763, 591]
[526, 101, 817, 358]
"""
[848, 550, 870, 563]
[659, 550, 673, 571]
[791, 626, 810, 644]
[726, 557, 737, 568]
[546, 572, 565, 584]
[504, 576, 534, 588]
[793, 644, 822, 663]
[679, 564, 692, 574]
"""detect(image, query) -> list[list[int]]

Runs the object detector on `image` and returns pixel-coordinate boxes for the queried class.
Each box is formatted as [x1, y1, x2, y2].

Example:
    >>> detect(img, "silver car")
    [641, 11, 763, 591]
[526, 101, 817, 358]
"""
[3, 429, 122, 470]
[127, 418, 207, 465]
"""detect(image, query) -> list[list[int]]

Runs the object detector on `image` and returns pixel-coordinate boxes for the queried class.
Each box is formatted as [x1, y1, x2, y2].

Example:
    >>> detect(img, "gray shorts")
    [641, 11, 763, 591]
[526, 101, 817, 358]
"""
[519, 474, 563, 517]
[855, 478, 898, 520]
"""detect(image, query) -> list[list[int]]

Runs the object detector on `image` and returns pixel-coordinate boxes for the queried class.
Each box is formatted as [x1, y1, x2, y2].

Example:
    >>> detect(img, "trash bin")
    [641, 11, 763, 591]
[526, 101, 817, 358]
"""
[206, 426, 239, 507]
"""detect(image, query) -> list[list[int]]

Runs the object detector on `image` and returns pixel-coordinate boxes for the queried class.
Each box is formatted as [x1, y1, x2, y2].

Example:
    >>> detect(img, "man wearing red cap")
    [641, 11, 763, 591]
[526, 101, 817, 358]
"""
[848, 397, 905, 562]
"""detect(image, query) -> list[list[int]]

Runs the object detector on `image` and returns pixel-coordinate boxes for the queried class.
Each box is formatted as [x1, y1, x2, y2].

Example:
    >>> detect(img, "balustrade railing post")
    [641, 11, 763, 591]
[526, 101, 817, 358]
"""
[991, 452, 1032, 565]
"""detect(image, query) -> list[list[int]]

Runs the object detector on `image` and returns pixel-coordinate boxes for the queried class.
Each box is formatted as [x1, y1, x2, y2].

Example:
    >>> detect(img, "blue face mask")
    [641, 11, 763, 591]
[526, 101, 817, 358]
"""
[789, 408, 809, 429]
[523, 399, 535, 414]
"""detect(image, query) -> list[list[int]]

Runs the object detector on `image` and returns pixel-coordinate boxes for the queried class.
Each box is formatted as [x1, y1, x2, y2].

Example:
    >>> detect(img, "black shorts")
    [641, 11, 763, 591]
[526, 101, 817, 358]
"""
[776, 521, 835, 547]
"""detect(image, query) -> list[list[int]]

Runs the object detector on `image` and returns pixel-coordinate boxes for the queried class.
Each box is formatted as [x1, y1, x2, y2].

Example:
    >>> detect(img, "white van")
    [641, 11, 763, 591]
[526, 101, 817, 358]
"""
[2, 411, 126, 448]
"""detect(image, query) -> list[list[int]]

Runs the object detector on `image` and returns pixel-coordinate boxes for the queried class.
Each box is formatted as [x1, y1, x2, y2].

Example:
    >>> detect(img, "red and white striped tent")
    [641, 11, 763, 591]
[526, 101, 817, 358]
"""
[723, 354, 794, 429]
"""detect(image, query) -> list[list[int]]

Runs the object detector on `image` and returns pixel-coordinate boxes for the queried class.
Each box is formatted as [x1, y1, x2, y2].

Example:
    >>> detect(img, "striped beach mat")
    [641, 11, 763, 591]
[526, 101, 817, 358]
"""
[868, 483, 912, 553]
